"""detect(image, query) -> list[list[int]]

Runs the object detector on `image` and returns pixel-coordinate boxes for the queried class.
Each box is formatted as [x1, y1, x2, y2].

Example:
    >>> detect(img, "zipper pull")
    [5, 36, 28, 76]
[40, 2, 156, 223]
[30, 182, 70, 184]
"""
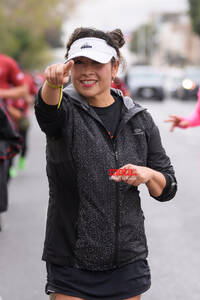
[113, 143, 118, 161]
[115, 151, 118, 161]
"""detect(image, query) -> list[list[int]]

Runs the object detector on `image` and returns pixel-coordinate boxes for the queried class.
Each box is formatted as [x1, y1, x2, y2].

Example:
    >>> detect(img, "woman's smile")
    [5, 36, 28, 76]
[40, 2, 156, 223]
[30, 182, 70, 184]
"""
[71, 56, 119, 105]
[80, 79, 98, 88]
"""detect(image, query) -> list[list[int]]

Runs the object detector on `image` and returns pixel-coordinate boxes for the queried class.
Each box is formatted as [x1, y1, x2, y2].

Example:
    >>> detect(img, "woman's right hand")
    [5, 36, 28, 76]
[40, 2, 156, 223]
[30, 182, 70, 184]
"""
[41, 61, 74, 105]
[164, 115, 190, 132]
[45, 60, 74, 87]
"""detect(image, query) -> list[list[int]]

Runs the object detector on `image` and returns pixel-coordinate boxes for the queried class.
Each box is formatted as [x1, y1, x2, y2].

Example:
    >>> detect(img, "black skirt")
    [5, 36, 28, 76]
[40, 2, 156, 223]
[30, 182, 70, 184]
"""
[46, 259, 151, 300]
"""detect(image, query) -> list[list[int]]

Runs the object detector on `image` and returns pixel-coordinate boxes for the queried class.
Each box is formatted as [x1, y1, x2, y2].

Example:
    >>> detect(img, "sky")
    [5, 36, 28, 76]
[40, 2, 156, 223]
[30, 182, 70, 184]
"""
[64, 0, 188, 36]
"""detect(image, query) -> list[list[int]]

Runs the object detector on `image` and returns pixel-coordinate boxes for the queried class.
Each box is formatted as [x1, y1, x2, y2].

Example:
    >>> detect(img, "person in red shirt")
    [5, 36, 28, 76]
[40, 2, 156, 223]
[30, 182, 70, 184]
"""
[111, 76, 130, 96]
[0, 54, 29, 176]
[0, 54, 28, 100]
[0, 97, 21, 230]
[6, 73, 37, 170]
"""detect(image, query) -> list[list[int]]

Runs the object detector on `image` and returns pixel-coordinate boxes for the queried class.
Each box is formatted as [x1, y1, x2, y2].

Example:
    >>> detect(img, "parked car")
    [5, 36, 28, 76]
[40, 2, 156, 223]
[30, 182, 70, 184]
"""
[125, 65, 165, 101]
[172, 68, 200, 100]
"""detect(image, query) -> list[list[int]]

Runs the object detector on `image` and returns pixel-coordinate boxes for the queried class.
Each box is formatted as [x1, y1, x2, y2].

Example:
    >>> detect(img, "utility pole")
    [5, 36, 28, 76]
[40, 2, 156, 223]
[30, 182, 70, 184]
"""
[138, 26, 146, 62]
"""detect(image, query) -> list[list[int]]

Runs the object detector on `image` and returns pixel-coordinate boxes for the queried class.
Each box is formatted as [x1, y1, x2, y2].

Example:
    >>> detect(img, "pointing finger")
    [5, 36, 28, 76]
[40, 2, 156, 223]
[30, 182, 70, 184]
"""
[64, 60, 74, 76]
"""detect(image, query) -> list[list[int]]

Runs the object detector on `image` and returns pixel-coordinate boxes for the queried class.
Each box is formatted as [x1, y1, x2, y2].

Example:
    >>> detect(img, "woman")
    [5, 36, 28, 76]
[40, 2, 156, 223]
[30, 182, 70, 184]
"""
[165, 87, 200, 131]
[35, 27, 177, 300]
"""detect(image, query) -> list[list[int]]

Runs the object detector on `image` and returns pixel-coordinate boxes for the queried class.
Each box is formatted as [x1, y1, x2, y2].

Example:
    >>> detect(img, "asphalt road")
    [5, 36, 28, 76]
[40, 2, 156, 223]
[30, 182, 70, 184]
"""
[0, 97, 200, 300]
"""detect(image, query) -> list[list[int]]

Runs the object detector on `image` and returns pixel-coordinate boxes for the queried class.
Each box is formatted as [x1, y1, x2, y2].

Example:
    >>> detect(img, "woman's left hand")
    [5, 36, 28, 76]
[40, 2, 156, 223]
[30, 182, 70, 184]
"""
[110, 164, 153, 187]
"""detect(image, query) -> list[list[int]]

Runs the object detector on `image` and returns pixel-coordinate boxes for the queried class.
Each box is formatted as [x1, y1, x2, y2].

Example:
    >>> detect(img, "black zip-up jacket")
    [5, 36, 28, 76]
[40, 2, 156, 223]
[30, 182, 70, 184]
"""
[35, 85, 177, 271]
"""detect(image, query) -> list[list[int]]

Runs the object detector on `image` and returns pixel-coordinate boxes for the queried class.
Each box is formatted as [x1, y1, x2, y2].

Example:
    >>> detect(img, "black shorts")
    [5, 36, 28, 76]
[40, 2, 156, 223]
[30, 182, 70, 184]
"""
[45, 259, 151, 300]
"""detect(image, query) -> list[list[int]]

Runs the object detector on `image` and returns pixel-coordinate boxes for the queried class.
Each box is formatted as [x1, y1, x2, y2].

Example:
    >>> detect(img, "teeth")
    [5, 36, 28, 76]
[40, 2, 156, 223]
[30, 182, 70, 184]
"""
[82, 81, 96, 84]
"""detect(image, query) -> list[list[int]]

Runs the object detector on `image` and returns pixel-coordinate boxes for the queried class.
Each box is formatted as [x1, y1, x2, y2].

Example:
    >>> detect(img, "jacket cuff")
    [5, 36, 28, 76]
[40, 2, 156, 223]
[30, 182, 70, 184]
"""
[36, 87, 59, 111]
[150, 173, 177, 202]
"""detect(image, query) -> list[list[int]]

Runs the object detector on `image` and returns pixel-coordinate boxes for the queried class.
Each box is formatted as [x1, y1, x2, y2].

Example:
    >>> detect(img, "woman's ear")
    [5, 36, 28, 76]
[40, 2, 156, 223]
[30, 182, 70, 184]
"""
[111, 59, 119, 79]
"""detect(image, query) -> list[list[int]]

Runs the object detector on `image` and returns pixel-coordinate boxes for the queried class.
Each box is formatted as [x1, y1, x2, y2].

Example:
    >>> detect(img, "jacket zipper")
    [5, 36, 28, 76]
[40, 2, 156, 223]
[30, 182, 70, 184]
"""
[113, 141, 120, 267]
[71, 101, 145, 266]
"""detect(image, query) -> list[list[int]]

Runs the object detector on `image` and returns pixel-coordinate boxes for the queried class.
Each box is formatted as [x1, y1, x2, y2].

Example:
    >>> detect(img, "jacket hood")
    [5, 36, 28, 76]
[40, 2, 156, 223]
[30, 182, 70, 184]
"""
[63, 84, 146, 115]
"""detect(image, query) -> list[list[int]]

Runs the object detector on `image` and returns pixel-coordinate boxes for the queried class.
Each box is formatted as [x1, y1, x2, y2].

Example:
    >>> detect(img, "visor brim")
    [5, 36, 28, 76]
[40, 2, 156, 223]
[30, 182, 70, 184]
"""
[67, 50, 114, 64]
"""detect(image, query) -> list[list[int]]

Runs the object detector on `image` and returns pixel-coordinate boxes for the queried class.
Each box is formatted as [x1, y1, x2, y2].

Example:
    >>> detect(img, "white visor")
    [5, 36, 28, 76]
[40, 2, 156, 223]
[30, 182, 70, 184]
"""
[67, 37, 118, 64]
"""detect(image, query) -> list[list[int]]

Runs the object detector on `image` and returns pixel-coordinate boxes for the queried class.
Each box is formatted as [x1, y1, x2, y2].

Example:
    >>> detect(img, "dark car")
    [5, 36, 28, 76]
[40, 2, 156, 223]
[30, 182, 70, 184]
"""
[173, 68, 200, 100]
[125, 66, 165, 101]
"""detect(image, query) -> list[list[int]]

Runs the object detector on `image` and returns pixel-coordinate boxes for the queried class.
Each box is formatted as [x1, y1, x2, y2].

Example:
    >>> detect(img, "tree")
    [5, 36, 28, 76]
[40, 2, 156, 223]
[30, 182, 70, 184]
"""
[0, 0, 78, 70]
[188, 0, 200, 36]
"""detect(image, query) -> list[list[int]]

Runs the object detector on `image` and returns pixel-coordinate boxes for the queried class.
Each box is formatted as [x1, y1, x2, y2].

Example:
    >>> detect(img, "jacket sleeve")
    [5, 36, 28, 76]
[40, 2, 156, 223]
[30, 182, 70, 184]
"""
[144, 111, 177, 202]
[34, 87, 67, 139]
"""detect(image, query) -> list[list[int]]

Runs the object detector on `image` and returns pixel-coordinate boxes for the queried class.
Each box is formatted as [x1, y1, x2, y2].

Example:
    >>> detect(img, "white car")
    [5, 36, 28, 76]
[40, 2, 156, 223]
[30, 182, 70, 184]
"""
[125, 65, 165, 101]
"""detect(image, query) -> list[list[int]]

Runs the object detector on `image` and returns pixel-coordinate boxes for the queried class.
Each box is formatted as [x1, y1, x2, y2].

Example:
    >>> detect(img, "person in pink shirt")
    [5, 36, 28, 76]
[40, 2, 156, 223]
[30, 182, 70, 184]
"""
[165, 87, 200, 131]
